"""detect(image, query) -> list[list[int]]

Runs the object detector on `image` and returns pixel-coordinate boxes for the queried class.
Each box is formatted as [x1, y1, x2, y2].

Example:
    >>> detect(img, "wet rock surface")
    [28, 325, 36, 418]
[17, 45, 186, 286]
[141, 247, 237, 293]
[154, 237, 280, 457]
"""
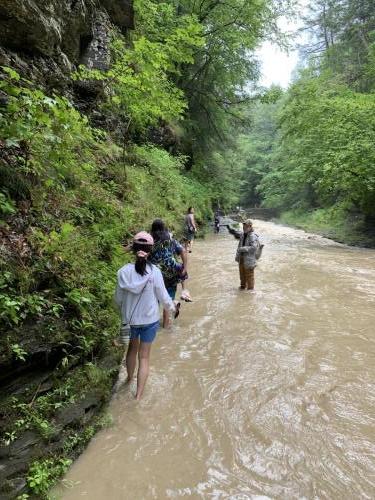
[0, 359, 120, 498]
[0, 4, 131, 496]
[0, 0, 133, 86]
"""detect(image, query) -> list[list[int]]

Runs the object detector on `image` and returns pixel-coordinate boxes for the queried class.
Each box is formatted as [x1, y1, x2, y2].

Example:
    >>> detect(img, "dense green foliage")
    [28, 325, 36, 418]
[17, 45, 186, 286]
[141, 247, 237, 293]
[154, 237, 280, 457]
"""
[238, 0, 375, 244]
[0, 66, 213, 356]
[0, 69, 211, 497]
[301, 0, 375, 92]
[76, 0, 292, 208]
[76, 3, 204, 132]
[260, 77, 375, 215]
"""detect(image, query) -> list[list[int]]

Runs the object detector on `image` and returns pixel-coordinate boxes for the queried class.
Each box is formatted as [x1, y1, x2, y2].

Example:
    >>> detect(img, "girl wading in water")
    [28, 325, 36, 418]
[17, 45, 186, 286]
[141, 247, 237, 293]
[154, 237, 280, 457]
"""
[115, 232, 175, 400]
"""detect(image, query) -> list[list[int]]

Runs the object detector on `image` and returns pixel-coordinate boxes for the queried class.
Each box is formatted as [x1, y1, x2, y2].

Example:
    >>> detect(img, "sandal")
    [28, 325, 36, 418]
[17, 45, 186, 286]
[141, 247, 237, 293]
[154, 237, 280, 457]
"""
[180, 290, 193, 302]
[173, 301, 181, 319]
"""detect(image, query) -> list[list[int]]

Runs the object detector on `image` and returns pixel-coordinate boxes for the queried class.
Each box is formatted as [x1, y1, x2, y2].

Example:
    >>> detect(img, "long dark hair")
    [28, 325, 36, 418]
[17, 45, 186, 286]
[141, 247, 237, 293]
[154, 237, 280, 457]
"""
[187, 207, 193, 214]
[151, 218, 169, 243]
[132, 242, 153, 276]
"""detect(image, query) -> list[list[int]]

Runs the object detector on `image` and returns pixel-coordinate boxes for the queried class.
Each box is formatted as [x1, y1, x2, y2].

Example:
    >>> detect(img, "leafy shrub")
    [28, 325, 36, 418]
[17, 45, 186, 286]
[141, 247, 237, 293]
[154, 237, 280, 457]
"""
[0, 67, 213, 359]
[27, 458, 72, 496]
[0, 65, 216, 498]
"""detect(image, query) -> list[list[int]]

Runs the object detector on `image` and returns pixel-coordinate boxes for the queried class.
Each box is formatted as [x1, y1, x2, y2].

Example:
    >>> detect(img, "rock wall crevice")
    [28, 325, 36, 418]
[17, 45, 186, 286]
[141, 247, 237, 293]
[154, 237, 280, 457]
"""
[0, 0, 133, 85]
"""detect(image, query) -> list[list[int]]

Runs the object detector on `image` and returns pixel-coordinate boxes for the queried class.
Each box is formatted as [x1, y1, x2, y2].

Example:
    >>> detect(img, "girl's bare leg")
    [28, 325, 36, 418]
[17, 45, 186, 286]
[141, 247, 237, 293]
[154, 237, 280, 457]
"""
[136, 342, 152, 400]
[125, 337, 139, 383]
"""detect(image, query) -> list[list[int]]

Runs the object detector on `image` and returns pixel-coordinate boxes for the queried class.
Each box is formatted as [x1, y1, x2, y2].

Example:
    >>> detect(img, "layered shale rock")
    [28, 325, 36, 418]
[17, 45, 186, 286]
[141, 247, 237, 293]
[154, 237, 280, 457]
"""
[0, 0, 133, 87]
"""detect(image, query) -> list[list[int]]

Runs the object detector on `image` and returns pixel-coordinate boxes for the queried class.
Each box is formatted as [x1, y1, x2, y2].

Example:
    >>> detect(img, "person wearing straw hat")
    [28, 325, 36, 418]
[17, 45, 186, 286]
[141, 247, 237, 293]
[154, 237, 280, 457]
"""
[227, 219, 263, 290]
[115, 231, 176, 400]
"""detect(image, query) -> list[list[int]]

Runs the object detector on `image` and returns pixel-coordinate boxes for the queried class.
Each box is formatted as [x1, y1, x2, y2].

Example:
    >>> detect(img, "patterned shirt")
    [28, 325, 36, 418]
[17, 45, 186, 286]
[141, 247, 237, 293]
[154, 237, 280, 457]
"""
[149, 237, 184, 287]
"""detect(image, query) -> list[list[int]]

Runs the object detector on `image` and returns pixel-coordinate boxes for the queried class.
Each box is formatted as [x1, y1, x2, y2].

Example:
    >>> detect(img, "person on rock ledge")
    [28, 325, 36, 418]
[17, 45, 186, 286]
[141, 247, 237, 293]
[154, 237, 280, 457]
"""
[227, 219, 263, 291]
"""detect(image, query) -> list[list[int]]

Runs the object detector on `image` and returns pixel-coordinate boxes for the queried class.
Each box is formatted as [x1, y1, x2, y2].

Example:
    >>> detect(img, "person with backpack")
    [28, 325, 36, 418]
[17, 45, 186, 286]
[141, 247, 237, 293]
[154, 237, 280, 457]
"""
[149, 219, 191, 328]
[115, 231, 176, 400]
[227, 219, 263, 290]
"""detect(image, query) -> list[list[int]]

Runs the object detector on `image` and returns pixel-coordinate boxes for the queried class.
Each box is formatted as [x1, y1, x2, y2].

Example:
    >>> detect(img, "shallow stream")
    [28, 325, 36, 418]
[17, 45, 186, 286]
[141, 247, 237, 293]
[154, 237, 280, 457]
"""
[57, 220, 375, 499]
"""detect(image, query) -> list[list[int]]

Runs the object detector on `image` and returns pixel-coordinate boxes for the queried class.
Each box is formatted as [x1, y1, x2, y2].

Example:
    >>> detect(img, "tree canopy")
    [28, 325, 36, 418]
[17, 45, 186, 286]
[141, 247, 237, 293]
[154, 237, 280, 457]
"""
[236, 0, 375, 229]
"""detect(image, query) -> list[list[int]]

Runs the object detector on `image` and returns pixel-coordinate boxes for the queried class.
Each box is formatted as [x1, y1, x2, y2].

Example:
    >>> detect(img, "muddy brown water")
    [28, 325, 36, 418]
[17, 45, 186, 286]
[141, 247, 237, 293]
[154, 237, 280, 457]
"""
[56, 220, 375, 499]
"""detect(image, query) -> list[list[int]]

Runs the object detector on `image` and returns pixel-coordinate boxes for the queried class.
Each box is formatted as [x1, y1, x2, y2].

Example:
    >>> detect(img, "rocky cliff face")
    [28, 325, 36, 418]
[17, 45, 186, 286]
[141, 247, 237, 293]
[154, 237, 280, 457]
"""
[0, 2, 133, 498]
[0, 0, 133, 87]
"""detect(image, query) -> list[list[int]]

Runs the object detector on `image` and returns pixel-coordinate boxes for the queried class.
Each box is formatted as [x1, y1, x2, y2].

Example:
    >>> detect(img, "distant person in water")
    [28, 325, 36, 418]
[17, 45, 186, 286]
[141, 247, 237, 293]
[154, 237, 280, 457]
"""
[149, 219, 191, 328]
[115, 232, 175, 400]
[183, 207, 197, 253]
[214, 211, 220, 233]
[227, 219, 263, 291]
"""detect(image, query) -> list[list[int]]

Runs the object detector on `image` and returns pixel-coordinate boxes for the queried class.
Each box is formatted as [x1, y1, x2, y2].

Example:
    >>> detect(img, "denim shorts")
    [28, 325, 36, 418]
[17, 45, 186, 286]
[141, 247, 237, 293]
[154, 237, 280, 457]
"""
[166, 285, 177, 300]
[130, 320, 160, 343]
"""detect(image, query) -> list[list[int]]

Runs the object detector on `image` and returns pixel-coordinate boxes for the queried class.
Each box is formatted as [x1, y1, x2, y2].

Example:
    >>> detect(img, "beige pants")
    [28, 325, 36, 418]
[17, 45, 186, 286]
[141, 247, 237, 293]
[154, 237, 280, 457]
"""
[239, 258, 255, 290]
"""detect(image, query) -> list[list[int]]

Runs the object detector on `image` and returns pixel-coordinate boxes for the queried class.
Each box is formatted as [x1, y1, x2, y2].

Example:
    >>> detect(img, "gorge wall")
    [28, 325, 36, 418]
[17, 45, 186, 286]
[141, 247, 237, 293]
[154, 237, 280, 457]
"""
[0, 0, 133, 84]
[0, 2, 134, 498]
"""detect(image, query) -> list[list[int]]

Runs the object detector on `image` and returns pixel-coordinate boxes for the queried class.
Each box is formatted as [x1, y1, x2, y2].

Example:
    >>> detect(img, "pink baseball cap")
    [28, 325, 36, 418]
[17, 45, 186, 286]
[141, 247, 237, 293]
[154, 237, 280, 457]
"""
[133, 231, 154, 245]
